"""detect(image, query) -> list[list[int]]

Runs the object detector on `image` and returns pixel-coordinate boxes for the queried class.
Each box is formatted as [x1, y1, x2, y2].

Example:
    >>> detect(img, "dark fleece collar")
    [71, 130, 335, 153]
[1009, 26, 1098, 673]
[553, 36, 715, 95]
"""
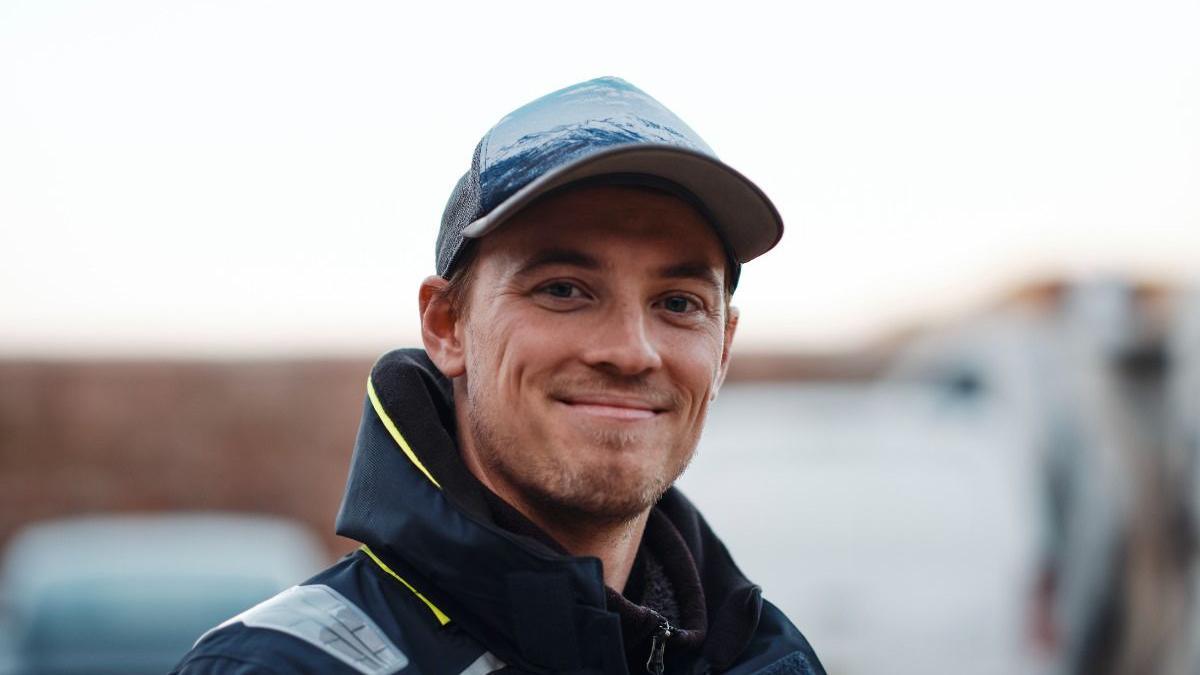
[337, 349, 762, 671]
[607, 508, 708, 673]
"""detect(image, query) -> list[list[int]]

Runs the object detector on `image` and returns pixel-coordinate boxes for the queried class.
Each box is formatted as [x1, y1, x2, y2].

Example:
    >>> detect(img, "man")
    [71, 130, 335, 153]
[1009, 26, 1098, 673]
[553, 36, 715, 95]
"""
[174, 77, 823, 675]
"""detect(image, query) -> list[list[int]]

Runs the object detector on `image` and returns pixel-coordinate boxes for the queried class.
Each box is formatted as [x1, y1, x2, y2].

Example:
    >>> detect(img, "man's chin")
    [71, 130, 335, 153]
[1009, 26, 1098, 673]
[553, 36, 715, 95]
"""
[552, 425, 668, 456]
[521, 467, 668, 525]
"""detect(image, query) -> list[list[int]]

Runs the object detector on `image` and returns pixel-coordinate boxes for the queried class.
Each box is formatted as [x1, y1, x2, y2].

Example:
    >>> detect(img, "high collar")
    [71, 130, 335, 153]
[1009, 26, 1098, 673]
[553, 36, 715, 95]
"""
[335, 349, 763, 672]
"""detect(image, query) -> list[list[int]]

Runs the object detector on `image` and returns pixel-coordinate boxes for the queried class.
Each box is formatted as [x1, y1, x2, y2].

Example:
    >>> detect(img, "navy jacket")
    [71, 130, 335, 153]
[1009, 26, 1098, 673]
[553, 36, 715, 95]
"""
[173, 350, 823, 674]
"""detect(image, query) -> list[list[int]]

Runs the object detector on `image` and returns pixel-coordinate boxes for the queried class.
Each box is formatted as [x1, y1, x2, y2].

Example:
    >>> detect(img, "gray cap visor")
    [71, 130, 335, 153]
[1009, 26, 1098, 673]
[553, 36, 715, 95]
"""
[460, 145, 783, 264]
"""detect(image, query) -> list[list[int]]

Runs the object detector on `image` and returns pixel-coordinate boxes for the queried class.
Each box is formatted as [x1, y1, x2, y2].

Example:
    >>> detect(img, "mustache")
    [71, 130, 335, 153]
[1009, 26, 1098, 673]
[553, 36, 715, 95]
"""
[545, 377, 683, 411]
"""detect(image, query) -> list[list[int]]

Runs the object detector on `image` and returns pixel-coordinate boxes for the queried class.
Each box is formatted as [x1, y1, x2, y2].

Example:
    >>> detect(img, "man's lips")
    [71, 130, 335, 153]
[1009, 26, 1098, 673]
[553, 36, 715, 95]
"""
[553, 394, 669, 420]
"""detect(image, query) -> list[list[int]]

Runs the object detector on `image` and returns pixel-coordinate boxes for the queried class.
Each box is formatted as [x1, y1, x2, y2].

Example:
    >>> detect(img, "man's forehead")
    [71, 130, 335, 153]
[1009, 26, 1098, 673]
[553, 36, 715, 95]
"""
[513, 245, 723, 283]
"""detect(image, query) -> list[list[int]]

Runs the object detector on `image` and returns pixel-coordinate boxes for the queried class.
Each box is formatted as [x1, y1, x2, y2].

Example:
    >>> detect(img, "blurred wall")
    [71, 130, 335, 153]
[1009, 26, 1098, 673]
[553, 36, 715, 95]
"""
[0, 359, 371, 557]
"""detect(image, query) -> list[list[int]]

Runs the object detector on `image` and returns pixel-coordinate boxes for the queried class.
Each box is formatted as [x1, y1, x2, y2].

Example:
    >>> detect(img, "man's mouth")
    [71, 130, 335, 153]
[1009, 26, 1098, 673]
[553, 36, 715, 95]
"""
[553, 394, 668, 420]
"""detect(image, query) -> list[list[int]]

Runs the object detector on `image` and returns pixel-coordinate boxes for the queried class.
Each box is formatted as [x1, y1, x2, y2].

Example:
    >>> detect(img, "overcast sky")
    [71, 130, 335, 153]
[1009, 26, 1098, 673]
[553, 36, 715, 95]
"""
[2, 0, 1197, 356]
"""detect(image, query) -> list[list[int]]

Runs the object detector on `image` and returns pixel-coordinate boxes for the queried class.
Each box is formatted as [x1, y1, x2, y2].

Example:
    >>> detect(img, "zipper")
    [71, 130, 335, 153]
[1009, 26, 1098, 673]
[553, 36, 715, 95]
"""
[645, 617, 673, 675]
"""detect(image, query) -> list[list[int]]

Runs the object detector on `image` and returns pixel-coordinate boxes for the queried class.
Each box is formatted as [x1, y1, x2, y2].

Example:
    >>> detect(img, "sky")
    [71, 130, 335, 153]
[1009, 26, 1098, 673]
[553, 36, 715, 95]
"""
[1, 0, 1197, 356]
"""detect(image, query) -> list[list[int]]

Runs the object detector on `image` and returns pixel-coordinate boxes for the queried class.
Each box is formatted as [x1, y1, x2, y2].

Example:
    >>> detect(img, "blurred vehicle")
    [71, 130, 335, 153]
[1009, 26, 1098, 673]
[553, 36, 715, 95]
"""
[886, 279, 1197, 675]
[0, 512, 328, 675]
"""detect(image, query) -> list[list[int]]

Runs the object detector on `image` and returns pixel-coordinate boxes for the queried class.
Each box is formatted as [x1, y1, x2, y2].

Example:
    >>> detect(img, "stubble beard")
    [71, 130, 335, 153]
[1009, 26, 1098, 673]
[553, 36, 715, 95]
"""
[464, 383, 694, 527]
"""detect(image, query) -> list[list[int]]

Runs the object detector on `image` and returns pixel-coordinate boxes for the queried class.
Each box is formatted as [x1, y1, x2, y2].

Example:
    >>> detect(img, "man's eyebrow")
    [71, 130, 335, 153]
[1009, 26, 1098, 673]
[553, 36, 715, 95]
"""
[514, 248, 603, 275]
[658, 261, 725, 294]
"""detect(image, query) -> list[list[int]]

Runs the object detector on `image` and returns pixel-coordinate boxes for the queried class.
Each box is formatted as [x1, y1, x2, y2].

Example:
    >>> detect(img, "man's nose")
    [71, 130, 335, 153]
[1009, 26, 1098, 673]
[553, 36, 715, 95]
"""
[581, 302, 664, 376]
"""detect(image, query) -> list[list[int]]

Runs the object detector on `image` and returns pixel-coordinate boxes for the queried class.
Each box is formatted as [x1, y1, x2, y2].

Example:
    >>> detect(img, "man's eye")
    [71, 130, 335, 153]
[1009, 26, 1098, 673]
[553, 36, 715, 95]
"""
[662, 296, 697, 313]
[540, 282, 579, 299]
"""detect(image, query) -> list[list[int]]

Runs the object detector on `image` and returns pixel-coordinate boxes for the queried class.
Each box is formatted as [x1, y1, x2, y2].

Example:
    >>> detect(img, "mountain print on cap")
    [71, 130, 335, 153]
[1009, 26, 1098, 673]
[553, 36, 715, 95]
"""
[477, 77, 716, 212]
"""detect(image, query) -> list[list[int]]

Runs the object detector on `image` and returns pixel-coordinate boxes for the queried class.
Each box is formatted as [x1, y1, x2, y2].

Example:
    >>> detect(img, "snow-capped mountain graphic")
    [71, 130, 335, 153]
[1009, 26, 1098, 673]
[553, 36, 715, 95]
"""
[480, 115, 708, 210]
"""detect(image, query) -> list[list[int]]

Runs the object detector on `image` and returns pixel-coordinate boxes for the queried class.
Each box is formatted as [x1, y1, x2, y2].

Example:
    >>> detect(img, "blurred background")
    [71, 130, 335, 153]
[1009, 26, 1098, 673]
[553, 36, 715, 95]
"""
[1, 1, 1198, 673]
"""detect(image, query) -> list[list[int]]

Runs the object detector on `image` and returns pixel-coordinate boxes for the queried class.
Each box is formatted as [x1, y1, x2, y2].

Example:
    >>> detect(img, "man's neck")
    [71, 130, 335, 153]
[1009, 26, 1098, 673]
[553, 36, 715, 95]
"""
[523, 505, 650, 592]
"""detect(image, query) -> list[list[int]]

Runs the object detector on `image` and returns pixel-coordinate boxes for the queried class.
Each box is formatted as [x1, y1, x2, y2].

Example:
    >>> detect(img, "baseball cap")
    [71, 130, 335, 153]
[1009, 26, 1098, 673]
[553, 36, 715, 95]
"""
[435, 76, 783, 291]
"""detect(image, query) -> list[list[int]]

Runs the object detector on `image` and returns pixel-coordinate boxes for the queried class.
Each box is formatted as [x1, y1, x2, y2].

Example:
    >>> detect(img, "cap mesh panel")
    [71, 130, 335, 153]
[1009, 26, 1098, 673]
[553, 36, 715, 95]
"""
[436, 141, 485, 277]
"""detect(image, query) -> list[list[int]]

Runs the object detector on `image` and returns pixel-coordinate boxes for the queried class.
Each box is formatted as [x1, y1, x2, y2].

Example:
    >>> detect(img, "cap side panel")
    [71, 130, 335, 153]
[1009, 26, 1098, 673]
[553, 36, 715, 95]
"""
[436, 142, 486, 277]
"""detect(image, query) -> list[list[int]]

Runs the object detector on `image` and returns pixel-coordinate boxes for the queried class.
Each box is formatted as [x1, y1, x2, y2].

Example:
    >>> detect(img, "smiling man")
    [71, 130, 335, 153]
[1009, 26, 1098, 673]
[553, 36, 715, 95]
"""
[424, 183, 737, 599]
[175, 77, 824, 675]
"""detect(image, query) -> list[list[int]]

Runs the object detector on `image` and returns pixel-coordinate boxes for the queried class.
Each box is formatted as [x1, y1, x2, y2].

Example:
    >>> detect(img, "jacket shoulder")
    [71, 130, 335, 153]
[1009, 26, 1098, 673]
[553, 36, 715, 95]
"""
[726, 600, 826, 675]
[173, 552, 503, 675]
[173, 582, 408, 674]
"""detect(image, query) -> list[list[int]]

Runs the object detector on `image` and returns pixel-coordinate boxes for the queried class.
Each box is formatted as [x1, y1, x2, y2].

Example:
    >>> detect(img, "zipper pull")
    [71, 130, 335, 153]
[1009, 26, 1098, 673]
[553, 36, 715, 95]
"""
[646, 620, 672, 675]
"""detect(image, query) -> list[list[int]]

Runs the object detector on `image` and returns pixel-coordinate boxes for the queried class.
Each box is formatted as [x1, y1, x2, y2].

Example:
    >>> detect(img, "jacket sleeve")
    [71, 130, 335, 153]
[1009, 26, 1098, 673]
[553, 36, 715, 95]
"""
[170, 623, 364, 675]
[171, 653, 292, 675]
[729, 600, 826, 675]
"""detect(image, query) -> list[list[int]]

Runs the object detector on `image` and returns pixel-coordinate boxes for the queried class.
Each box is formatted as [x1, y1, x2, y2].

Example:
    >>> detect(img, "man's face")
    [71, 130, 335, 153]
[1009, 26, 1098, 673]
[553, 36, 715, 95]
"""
[446, 184, 736, 524]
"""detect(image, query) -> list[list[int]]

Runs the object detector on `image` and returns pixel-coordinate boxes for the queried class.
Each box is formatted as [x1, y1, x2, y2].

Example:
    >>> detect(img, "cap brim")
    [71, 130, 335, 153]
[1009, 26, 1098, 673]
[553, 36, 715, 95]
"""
[460, 145, 783, 264]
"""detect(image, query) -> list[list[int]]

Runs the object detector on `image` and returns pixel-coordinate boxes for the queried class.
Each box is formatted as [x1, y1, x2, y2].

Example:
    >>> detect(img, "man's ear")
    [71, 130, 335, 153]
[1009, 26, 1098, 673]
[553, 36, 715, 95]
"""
[419, 276, 466, 378]
[713, 306, 739, 399]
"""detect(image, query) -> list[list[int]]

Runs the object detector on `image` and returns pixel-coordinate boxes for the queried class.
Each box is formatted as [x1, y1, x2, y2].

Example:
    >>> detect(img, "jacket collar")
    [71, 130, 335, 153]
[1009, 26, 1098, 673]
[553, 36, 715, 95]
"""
[335, 349, 762, 672]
